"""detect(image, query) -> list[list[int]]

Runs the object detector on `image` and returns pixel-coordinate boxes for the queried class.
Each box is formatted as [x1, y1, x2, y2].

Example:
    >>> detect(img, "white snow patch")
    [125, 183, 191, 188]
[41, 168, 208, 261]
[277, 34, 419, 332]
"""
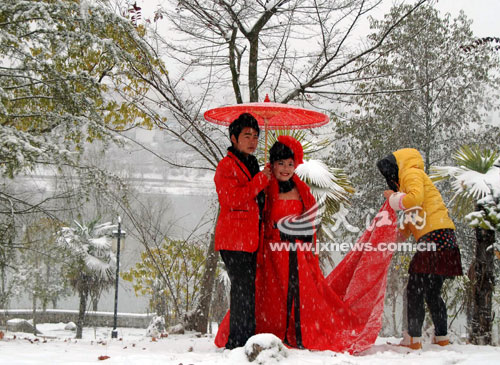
[244, 333, 288, 363]
[1, 324, 500, 364]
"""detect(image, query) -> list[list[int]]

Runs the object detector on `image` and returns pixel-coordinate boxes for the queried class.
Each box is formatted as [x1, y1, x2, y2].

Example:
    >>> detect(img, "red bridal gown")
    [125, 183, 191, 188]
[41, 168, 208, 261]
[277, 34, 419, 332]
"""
[215, 200, 397, 354]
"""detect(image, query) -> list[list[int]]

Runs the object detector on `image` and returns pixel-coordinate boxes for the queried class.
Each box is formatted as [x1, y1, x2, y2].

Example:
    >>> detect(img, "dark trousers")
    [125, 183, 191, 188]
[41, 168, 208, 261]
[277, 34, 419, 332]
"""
[284, 250, 303, 347]
[220, 250, 257, 349]
[407, 273, 448, 337]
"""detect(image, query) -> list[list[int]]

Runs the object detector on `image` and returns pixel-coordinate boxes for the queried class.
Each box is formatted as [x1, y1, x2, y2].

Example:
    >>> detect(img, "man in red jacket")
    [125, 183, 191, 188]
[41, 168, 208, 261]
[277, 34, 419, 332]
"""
[214, 113, 271, 349]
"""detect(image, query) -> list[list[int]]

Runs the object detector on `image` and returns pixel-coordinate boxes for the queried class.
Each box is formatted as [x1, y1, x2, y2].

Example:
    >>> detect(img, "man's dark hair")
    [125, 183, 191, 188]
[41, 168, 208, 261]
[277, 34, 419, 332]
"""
[229, 113, 260, 141]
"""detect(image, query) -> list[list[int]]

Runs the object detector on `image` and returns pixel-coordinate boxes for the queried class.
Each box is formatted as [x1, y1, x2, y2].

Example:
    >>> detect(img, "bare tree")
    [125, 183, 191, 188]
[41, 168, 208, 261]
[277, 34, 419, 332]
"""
[151, 0, 426, 104]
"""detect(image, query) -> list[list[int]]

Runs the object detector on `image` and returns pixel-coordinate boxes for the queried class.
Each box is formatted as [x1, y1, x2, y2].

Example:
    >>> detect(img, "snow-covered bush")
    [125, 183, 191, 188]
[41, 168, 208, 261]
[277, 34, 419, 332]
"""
[244, 334, 288, 364]
[465, 188, 500, 231]
[146, 315, 166, 338]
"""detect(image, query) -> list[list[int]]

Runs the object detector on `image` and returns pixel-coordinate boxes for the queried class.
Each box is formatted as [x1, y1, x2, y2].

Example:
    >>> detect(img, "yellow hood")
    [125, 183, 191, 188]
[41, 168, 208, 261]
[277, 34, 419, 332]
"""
[393, 148, 425, 174]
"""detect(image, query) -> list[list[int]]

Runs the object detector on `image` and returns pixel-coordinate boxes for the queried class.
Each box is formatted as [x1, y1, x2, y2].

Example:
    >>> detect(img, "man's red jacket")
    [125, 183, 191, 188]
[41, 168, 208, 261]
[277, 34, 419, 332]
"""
[214, 151, 269, 252]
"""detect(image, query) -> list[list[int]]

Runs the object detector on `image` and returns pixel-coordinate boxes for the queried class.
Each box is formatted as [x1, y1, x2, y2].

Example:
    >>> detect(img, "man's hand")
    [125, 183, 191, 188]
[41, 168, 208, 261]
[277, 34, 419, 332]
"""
[384, 190, 395, 199]
[262, 166, 272, 180]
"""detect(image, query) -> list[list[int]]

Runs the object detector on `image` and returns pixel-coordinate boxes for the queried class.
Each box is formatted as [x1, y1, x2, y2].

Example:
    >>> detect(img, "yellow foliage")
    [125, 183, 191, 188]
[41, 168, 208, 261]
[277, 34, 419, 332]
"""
[121, 238, 205, 315]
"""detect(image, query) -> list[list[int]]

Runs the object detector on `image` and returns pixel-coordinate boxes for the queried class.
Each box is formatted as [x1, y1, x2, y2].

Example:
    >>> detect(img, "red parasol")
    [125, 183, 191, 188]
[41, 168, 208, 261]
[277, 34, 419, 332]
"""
[204, 94, 329, 161]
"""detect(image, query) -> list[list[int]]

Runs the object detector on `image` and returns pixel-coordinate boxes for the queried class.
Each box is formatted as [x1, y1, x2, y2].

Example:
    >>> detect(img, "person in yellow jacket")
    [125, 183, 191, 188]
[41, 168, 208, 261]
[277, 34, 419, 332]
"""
[377, 148, 462, 350]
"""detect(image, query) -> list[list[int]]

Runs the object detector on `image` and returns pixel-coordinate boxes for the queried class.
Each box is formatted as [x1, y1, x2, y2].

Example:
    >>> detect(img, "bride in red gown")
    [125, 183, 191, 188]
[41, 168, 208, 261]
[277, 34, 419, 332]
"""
[215, 136, 397, 354]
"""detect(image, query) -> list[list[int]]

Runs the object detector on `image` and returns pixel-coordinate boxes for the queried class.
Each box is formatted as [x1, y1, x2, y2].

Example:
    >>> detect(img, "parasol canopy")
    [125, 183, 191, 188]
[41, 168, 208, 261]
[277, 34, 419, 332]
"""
[204, 95, 329, 162]
[204, 94, 329, 130]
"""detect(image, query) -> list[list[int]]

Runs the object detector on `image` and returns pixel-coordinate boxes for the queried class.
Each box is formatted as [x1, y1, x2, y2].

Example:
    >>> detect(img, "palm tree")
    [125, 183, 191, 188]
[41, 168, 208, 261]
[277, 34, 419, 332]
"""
[56, 219, 116, 339]
[432, 145, 500, 345]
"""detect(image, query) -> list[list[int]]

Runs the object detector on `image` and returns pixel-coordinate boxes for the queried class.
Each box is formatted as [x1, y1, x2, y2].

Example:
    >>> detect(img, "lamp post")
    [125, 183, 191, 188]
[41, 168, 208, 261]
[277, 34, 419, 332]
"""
[111, 216, 126, 339]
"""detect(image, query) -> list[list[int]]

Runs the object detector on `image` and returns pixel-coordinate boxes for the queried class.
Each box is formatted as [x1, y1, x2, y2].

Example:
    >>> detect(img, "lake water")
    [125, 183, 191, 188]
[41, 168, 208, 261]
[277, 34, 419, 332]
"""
[7, 175, 218, 315]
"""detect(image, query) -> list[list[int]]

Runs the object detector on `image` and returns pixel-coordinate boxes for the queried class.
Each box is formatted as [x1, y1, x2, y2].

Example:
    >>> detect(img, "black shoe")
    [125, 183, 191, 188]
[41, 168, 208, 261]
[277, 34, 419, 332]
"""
[225, 341, 240, 350]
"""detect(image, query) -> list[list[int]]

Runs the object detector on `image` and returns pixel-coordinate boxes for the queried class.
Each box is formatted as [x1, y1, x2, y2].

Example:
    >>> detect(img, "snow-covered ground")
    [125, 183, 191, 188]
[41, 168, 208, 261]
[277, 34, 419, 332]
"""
[1, 323, 499, 364]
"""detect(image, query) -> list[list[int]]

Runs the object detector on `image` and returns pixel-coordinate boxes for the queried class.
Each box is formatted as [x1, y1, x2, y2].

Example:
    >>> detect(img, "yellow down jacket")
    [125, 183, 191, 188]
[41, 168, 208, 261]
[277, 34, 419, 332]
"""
[393, 148, 455, 240]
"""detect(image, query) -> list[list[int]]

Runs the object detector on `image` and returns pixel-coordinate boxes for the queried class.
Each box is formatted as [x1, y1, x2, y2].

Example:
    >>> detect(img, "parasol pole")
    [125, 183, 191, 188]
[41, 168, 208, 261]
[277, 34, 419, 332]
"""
[263, 94, 271, 165]
[264, 119, 269, 164]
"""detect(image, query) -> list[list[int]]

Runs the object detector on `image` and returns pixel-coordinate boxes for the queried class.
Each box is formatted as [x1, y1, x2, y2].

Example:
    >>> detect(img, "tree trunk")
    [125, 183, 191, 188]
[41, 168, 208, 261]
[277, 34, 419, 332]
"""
[228, 27, 243, 104]
[402, 281, 408, 334]
[43, 264, 50, 312]
[248, 35, 259, 102]
[469, 227, 495, 345]
[0, 264, 6, 308]
[188, 233, 218, 333]
[32, 296, 37, 336]
[392, 292, 398, 335]
[76, 288, 88, 339]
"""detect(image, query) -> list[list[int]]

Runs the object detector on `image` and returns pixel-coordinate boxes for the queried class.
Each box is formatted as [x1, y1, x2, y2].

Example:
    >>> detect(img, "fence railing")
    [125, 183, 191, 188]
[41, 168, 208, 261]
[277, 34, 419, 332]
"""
[0, 309, 152, 329]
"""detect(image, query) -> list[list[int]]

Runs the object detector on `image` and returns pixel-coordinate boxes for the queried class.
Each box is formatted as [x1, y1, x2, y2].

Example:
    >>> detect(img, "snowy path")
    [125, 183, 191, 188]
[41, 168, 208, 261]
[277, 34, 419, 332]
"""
[0, 323, 499, 364]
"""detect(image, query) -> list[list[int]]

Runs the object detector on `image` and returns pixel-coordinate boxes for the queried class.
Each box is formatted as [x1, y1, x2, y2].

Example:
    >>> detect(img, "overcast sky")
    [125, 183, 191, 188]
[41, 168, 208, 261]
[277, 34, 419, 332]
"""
[355, 0, 500, 38]
[434, 0, 500, 37]
[140, 1, 499, 35]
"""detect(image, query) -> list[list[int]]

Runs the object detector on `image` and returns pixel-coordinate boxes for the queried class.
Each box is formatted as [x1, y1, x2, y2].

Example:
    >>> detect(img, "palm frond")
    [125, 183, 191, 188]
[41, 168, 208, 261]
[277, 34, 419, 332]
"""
[454, 145, 499, 173]
[431, 145, 500, 219]
[296, 159, 334, 189]
[257, 129, 329, 164]
[296, 159, 354, 225]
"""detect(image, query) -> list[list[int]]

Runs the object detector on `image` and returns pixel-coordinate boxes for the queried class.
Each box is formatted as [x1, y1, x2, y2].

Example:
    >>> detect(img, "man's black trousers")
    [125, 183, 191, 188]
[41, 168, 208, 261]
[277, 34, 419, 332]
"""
[219, 250, 257, 349]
